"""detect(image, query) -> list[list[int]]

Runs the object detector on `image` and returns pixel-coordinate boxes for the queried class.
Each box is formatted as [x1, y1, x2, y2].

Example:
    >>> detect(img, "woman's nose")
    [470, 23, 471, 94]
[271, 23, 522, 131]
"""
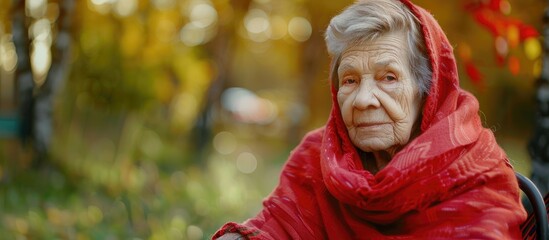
[352, 80, 381, 109]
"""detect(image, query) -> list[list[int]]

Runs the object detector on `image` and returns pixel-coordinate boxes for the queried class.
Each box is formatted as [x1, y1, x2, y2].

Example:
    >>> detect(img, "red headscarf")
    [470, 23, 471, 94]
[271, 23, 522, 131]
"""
[213, 0, 527, 239]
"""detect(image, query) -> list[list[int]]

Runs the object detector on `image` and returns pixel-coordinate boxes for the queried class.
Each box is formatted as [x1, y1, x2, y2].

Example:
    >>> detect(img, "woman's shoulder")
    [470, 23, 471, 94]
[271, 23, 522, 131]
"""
[282, 127, 326, 179]
[290, 127, 325, 157]
[301, 127, 325, 145]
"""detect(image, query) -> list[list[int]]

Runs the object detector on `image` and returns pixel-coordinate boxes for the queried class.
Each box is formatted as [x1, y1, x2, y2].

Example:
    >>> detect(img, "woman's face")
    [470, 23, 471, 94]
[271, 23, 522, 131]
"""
[337, 30, 422, 153]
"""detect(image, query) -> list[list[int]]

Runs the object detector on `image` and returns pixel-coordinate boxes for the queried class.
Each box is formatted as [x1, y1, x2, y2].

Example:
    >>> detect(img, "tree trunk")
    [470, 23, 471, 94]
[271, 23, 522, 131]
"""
[32, 0, 75, 166]
[190, 0, 251, 162]
[12, 0, 33, 145]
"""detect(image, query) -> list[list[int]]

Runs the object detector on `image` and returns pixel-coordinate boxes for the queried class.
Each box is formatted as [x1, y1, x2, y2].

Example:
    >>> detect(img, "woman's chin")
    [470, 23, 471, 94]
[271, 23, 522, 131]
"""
[355, 142, 390, 153]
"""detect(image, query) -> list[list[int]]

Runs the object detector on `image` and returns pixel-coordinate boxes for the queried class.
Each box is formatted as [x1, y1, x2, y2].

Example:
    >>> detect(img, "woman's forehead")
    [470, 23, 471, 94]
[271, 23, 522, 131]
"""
[339, 49, 408, 73]
[339, 31, 409, 65]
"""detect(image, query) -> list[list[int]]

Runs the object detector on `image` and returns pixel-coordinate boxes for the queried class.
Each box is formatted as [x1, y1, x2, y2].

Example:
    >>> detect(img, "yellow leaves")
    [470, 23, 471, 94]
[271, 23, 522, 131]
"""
[117, 6, 180, 65]
[149, 7, 180, 43]
[170, 93, 198, 133]
[154, 74, 176, 104]
[178, 56, 213, 95]
[524, 37, 542, 60]
[120, 17, 145, 58]
[506, 25, 520, 48]
[169, 52, 213, 132]
[508, 56, 520, 75]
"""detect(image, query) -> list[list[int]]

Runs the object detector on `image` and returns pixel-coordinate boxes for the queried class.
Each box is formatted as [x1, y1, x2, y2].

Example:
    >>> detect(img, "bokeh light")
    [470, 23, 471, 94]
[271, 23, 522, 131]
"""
[26, 0, 47, 19]
[244, 9, 271, 42]
[213, 131, 237, 155]
[31, 18, 53, 45]
[245, 9, 269, 34]
[508, 56, 520, 75]
[113, 0, 138, 17]
[288, 17, 312, 42]
[458, 43, 472, 61]
[180, 23, 206, 47]
[89, 0, 114, 14]
[189, 2, 218, 29]
[524, 38, 542, 60]
[0, 38, 17, 73]
[221, 88, 278, 124]
[495, 36, 508, 56]
[153, 0, 176, 10]
[506, 25, 520, 48]
[186, 225, 204, 240]
[30, 40, 51, 83]
[179, 0, 218, 46]
[91, 0, 113, 4]
[236, 152, 258, 174]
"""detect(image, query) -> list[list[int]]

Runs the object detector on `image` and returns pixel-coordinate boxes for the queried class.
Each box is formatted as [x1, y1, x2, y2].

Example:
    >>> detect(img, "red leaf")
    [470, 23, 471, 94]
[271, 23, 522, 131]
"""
[465, 61, 484, 85]
[519, 25, 539, 41]
[508, 56, 520, 75]
[488, 0, 502, 11]
[495, 50, 506, 66]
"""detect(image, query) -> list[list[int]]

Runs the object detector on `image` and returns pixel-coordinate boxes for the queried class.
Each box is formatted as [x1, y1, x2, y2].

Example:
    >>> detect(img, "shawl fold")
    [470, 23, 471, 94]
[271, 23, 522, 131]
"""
[213, 0, 526, 239]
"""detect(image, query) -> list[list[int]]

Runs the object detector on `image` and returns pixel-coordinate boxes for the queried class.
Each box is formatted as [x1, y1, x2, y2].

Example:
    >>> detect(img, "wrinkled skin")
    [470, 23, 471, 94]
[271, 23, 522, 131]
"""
[337, 30, 421, 172]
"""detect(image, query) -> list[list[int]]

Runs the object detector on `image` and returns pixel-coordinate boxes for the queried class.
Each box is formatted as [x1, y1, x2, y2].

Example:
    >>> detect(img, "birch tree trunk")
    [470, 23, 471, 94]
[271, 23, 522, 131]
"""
[32, 0, 74, 165]
[12, 0, 33, 146]
[13, 0, 74, 167]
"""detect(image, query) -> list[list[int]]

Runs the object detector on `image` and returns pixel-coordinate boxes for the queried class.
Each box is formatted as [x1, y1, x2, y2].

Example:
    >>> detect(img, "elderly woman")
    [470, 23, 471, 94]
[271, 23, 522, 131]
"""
[214, 0, 527, 239]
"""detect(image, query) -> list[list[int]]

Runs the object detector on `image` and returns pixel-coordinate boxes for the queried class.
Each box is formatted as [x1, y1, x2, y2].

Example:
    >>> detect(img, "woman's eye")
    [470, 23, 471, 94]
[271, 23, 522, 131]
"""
[384, 73, 397, 82]
[342, 78, 357, 85]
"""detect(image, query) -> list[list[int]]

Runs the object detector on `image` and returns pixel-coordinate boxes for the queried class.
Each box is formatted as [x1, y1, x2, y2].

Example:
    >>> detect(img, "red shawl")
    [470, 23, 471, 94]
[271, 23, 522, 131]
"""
[213, 0, 527, 239]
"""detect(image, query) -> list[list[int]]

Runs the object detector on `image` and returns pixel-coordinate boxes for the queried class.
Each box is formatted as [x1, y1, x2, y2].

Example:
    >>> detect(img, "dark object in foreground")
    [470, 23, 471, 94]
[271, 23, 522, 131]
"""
[518, 172, 549, 240]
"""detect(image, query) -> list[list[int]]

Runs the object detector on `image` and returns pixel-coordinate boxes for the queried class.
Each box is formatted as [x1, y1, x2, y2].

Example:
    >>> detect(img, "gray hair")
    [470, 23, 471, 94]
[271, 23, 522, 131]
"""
[325, 0, 432, 97]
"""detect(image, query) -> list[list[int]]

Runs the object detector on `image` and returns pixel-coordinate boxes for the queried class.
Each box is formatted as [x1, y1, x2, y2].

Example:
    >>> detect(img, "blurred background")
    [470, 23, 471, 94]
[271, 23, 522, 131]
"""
[0, 0, 545, 239]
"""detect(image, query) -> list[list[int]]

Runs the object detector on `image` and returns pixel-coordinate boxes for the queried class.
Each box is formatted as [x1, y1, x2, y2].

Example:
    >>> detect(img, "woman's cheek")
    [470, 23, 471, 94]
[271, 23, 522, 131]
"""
[337, 90, 355, 126]
[337, 90, 350, 108]
[337, 90, 343, 101]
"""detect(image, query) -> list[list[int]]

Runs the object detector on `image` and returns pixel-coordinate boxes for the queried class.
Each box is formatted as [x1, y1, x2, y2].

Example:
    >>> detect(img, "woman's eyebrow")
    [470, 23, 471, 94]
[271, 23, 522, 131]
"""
[374, 59, 403, 73]
[338, 63, 356, 75]
[374, 59, 397, 68]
